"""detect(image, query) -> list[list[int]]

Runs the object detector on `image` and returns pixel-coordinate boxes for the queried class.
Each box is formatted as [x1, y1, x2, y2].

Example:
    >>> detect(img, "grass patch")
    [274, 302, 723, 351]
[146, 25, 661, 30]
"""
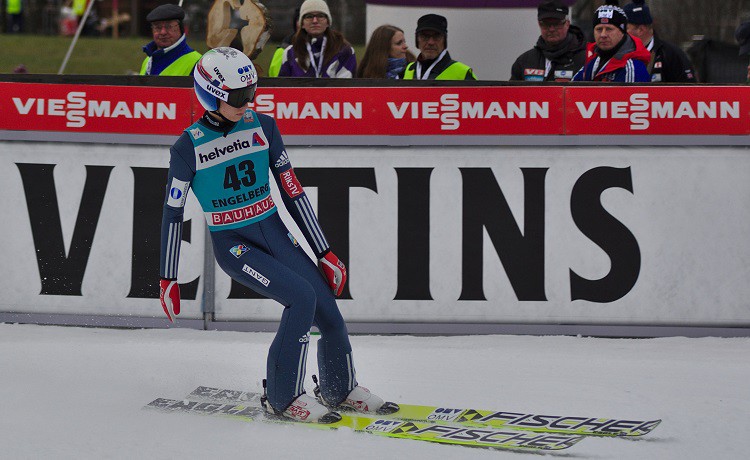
[0, 34, 362, 76]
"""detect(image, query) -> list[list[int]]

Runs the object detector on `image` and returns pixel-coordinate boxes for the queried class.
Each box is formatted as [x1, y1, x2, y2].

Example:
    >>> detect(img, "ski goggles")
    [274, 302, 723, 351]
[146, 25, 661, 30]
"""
[225, 85, 257, 108]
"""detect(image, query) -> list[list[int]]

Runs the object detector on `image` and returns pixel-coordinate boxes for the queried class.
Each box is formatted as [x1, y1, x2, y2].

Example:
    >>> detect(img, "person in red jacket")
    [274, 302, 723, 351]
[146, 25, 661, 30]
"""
[573, 3, 650, 82]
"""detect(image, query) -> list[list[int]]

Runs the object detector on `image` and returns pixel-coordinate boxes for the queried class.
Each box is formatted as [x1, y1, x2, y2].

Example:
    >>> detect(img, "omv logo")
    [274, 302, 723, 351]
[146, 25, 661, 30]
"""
[237, 65, 256, 83]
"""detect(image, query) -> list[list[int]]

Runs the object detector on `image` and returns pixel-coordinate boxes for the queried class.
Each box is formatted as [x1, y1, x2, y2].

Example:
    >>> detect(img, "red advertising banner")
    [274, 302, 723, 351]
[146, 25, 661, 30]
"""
[565, 86, 750, 135]
[2, 82, 749, 138]
[250, 86, 565, 135]
[0, 82, 195, 135]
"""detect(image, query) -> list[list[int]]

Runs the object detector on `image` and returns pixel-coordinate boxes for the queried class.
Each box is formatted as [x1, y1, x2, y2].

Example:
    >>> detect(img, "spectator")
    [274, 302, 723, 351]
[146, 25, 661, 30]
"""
[268, 7, 300, 77]
[403, 14, 476, 80]
[6, 0, 23, 33]
[140, 4, 202, 76]
[573, 3, 650, 82]
[60, 5, 78, 36]
[67, 0, 99, 35]
[510, 0, 586, 82]
[278, 0, 356, 78]
[734, 21, 750, 83]
[623, 0, 696, 82]
[357, 25, 416, 79]
[72, 0, 87, 24]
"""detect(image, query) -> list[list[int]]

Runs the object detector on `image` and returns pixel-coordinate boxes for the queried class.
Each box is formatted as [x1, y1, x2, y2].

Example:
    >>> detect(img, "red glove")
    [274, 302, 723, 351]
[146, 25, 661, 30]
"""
[318, 251, 347, 297]
[159, 279, 180, 322]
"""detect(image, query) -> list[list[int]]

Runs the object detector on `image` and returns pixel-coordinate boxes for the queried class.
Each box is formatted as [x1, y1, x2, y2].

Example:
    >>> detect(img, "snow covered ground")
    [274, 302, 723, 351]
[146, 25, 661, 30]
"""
[1, 323, 748, 459]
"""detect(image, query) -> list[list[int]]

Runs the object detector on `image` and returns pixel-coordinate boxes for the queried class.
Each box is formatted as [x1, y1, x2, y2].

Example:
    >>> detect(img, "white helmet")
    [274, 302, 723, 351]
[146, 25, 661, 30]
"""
[193, 47, 259, 111]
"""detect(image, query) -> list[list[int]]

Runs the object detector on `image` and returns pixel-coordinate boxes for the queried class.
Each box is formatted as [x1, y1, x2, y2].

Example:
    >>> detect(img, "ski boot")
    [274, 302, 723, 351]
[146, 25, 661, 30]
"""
[312, 375, 400, 415]
[261, 379, 341, 424]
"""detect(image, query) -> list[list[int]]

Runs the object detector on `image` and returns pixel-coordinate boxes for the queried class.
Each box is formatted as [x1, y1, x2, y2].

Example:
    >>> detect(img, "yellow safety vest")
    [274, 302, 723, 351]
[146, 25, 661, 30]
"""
[268, 47, 285, 77]
[403, 61, 474, 80]
[7, 0, 22, 14]
[140, 51, 202, 76]
[73, 0, 87, 16]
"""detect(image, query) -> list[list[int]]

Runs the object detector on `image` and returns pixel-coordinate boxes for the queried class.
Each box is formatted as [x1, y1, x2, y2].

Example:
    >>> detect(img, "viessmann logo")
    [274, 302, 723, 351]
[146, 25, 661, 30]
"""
[574, 93, 741, 130]
[250, 92, 550, 131]
[252, 94, 362, 120]
[12, 91, 177, 128]
[387, 94, 550, 131]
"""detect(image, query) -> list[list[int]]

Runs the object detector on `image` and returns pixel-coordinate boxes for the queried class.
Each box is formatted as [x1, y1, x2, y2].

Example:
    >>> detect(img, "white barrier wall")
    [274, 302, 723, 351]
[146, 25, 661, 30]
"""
[2, 140, 749, 332]
[0, 142, 205, 319]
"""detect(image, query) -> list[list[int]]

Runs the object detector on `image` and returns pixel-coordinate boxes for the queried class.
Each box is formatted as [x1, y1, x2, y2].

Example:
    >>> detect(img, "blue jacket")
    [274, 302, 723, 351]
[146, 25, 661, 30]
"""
[160, 111, 332, 278]
[141, 35, 200, 76]
[573, 34, 651, 82]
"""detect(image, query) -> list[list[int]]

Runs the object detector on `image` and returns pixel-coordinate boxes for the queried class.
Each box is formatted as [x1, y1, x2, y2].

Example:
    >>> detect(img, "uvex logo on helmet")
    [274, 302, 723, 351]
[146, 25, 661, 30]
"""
[213, 66, 226, 83]
[205, 84, 225, 98]
[193, 47, 256, 111]
[197, 63, 223, 88]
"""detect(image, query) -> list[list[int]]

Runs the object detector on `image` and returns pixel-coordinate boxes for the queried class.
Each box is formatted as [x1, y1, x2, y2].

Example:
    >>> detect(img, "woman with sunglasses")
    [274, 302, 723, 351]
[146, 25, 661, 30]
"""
[278, 0, 356, 78]
[159, 48, 396, 424]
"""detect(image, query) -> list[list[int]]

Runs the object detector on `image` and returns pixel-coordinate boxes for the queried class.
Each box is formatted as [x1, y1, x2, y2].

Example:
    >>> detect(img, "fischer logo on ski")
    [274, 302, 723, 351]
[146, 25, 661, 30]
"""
[144, 392, 585, 452]
[171, 385, 662, 439]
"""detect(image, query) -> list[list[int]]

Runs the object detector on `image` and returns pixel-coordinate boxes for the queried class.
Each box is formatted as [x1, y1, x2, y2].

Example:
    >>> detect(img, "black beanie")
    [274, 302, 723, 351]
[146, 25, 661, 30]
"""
[416, 14, 448, 36]
[623, 0, 653, 26]
[593, 4, 628, 32]
[416, 14, 448, 48]
[736, 21, 750, 56]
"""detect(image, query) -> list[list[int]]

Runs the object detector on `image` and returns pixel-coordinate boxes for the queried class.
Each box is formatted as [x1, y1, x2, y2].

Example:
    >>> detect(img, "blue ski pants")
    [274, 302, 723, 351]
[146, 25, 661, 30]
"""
[211, 212, 357, 412]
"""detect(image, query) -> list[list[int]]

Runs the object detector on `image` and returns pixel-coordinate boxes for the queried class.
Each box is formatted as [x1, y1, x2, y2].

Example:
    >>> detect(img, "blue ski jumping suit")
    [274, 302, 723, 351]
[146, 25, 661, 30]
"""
[159, 110, 357, 412]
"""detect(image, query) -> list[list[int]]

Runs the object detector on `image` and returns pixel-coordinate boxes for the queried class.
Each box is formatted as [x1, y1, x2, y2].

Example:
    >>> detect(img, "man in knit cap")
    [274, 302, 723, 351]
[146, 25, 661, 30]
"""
[572, 2, 650, 82]
[623, 0, 696, 82]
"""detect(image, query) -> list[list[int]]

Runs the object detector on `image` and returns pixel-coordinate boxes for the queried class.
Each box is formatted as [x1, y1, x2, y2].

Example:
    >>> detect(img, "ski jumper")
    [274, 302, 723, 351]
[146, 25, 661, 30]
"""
[159, 110, 357, 412]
